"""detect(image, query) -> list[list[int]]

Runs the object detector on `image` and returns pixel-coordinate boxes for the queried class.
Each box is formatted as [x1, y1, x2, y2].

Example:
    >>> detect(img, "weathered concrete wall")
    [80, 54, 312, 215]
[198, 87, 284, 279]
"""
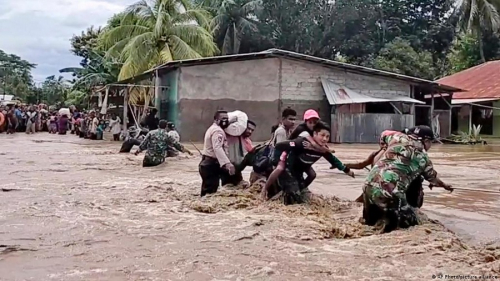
[177, 58, 281, 141]
[175, 57, 415, 142]
[280, 59, 411, 126]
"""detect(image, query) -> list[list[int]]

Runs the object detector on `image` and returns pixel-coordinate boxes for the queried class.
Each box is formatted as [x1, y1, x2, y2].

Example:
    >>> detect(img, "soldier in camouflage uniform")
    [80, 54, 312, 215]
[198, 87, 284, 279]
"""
[135, 120, 192, 167]
[362, 125, 453, 233]
[347, 128, 427, 208]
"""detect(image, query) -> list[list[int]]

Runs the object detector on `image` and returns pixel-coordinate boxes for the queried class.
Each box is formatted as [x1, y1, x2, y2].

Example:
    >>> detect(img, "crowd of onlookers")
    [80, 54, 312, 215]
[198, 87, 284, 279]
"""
[0, 104, 123, 141]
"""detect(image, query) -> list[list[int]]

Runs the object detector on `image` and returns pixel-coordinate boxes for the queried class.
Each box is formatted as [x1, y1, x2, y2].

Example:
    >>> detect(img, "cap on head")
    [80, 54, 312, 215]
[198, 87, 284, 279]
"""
[167, 122, 175, 129]
[408, 125, 434, 140]
[303, 109, 319, 121]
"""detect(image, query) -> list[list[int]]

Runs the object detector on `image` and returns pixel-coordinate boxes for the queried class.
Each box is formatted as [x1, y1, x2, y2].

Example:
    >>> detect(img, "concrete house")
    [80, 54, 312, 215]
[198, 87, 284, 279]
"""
[116, 49, 460, 142]
[437, 60, 500, 136]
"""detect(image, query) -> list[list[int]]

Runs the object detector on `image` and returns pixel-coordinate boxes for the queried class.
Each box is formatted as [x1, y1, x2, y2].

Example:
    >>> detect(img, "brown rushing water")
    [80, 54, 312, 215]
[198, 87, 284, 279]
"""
[0, 133, 499, 280]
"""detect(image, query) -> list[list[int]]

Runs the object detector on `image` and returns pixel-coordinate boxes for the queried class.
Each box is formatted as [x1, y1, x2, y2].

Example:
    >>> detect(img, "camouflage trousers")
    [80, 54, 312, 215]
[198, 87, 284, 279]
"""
[276, 169, 311, 205]
[362, 183, 421, 233]
[142, 155, 165, 167]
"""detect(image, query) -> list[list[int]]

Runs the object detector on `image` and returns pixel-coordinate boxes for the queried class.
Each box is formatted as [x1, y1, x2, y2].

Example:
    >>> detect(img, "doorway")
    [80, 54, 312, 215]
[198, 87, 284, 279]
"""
[415, 105, 431, 126]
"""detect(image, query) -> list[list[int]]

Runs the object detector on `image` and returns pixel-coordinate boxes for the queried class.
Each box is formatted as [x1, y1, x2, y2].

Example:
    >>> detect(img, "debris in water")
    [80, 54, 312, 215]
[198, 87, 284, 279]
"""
[1, 188, 20, 192]
[233, 232, 259, 241]
[0, 245, 37, 255]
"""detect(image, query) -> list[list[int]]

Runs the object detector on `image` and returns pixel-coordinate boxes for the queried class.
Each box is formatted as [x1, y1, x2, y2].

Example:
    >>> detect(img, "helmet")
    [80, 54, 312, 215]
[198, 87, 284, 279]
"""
[303, 109, 320, 121]
[408, 125, 435, 140]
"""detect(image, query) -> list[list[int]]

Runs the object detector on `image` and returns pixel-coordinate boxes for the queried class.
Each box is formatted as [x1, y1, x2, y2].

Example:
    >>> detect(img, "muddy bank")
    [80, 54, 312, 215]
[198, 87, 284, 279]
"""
[0, 133, 499, 280]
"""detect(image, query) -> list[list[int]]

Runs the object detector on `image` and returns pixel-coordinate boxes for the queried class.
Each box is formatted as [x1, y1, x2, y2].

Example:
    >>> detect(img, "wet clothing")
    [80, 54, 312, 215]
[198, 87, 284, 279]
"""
[363, 134, 437, 232]
[138, 128, 184, 167]
[274, 138, 347, 176]
[288, 123, 313, 140]
[167, 130, 180, 143]
[379, 130, 409, 147]
[199, 123, 231, 196]
[120, 138, 142, 153]
[272, 137, 349, 204]
[380, 130, 425, 208]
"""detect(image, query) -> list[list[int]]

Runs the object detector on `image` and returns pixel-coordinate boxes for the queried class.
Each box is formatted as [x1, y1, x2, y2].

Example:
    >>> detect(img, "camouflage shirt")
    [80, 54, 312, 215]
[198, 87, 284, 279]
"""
[364, 134, 438, 204]
[379, 130, 409, 148]
[138, 129, 184, 165]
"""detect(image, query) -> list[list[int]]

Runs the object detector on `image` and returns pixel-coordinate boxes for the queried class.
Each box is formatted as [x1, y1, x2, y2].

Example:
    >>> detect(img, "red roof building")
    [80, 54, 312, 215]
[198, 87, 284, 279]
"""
[438, 60, 500, 101]
[438, 60, 500, 136]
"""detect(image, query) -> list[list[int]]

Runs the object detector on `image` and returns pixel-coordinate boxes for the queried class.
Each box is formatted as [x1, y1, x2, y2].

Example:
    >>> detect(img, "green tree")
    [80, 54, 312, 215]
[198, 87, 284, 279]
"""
[446, 32, 500, 74]
[210, 0, 261, 55]
[40, 75, 71, 107]
[59, 50, 119, 89]
[370, 38, 437, 79]
[70, 26, 103, 68]
[456, 0, 500, 62]
[99, 0, 218, 80]
[0, 50, 36, 100]
[65, 90, 88, 109]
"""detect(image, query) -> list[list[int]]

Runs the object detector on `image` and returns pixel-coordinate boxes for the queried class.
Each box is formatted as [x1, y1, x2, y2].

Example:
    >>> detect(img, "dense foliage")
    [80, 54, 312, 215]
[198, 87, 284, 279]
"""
[1, 0, 500, 107]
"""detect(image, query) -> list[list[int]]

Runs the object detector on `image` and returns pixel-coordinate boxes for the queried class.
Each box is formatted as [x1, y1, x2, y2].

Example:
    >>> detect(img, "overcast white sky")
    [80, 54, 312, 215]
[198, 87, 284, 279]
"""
[0, 0, 136, 82]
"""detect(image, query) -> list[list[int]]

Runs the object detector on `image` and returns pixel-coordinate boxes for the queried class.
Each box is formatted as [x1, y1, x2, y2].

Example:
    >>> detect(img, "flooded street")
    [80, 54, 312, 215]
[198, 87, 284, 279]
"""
[1, 133, 499, 280]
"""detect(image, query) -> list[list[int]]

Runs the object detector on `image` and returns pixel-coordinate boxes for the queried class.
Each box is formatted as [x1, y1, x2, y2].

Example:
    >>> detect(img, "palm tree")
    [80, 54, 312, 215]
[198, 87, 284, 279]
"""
[59, 50, 119, 89]
[99, 0, 218, 80]
[456, 0, 500, 62]
[41, 75, 70, 106]
[210, 0, 262, 55]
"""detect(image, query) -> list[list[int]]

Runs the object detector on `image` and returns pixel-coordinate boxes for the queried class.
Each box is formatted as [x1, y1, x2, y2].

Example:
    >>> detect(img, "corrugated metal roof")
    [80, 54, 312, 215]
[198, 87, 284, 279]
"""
[451, 98, 500, 104]
[386, 96, 425, 104]
[114, 49, 463, 93]
[437, 60, 500, 99]
[321, 78, 425, 105]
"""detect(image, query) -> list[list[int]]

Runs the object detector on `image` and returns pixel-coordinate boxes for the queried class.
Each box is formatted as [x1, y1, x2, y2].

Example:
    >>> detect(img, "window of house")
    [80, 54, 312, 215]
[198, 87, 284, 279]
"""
[365, 102, 395, 114]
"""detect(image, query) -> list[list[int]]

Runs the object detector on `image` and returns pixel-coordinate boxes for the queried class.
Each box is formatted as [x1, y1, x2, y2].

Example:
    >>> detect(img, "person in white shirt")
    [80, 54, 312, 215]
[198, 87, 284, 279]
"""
[166, 122, 181, 157]
[166, 122, 180, 142]
[89, 111, 99, 140]
[271, 108, 297, 144]
[25, 107, 37, 134]
[108, 113, 122, 141]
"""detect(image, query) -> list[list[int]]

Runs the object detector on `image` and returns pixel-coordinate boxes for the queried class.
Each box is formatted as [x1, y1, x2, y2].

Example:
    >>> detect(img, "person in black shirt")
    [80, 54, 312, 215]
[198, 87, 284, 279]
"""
[262, 109, 333, 198]
[265, 121, 355, 204]
[145, 108, 159, 130]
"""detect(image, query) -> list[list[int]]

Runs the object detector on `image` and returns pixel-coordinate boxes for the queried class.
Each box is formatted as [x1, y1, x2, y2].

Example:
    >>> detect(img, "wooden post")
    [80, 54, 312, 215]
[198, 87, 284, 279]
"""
[123, 87, 128, 131]
[430, 91, 434, 127]
[154, 70, 161, 112]
[468, 104, 472, 135]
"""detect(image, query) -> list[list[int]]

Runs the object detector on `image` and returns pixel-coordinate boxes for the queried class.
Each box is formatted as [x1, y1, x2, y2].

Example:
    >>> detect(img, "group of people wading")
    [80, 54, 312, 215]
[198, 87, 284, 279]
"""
[198, 108, 454, 233]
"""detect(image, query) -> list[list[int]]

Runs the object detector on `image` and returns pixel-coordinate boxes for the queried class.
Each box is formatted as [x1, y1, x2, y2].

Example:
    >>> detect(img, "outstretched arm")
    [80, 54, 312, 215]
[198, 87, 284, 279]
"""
[344, 148, 384, 170]
[422, 158, 453, 192]
[135, 132, 151, 154]
[324, 153, 354, 177]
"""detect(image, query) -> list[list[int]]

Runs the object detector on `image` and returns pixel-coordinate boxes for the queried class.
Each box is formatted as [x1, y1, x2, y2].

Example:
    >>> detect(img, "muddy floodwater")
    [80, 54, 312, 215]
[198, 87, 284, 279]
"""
[1, 133, 499, 280]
